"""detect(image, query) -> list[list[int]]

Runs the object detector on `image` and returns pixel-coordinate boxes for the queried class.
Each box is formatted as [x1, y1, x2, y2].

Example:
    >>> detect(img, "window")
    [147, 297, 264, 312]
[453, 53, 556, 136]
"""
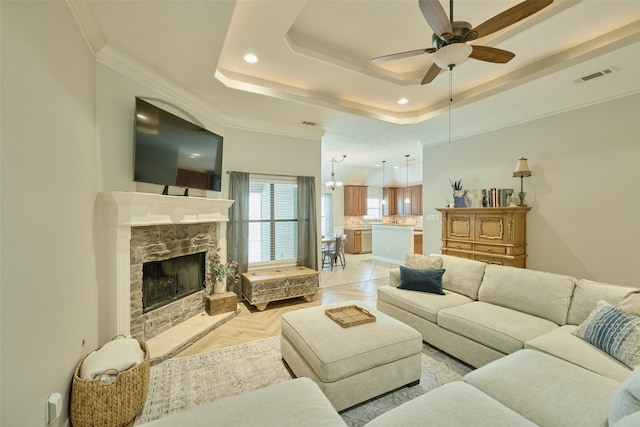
[248, 176, 298, 267]
[321, 193, 333, 236]
[364, 198, 381, 219]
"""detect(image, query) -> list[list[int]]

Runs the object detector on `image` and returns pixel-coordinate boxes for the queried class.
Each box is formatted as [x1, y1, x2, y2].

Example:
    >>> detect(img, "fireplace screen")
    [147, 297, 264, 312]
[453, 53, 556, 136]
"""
[142, 252, 205, 313]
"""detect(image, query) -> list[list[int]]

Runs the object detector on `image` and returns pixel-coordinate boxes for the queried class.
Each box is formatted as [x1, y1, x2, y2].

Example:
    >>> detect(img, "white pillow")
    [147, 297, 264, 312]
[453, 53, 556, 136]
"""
[80, 337, 144, 382]
[609, 366, 640, 425]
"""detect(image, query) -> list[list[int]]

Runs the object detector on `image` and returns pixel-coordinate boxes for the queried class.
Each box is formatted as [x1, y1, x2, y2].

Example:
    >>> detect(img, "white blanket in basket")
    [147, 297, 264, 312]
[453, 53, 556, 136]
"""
[80, 337, 145, 383]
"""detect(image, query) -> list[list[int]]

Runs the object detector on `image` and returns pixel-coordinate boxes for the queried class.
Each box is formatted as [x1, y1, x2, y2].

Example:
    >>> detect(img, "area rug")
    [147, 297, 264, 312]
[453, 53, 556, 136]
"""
[134, 336, 472, 426]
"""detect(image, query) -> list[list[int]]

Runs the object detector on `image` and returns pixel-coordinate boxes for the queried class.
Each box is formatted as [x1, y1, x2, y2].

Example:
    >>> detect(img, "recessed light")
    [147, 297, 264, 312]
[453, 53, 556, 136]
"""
[398, 98, 409, 105]
[243, 53, 258, 64]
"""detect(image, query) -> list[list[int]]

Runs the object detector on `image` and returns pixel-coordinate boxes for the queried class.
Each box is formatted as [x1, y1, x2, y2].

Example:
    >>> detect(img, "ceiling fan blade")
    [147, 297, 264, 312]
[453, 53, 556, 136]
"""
[419, 0, 453, 38]
[469, 0, 553, 40]
[421, 62, 442, 85]
[372, 47, 436, 63]
[469, 45, 515, 63]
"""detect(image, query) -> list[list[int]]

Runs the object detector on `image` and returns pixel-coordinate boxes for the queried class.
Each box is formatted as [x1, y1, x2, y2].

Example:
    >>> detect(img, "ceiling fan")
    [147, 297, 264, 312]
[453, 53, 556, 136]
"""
[372, 0, 553, 84]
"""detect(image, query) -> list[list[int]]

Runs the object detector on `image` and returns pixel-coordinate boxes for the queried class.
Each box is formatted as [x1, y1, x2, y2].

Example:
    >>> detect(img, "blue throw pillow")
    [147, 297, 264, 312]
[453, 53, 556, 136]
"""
[398, 266, 445, 295]
[574, 300, 640, 369]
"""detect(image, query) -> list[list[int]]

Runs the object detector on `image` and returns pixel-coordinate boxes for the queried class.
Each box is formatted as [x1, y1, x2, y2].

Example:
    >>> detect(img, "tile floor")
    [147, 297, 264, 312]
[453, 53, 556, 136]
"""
[319, 252, 396, 288]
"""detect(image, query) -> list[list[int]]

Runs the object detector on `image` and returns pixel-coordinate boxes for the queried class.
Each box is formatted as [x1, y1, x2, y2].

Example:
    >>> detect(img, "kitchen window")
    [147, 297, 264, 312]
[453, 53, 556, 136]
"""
[364, 197, 382, 219]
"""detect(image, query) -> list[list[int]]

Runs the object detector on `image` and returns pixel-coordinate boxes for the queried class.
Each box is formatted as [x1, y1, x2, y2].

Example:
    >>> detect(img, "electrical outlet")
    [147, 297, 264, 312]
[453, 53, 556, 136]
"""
[47, 393, 62, 424]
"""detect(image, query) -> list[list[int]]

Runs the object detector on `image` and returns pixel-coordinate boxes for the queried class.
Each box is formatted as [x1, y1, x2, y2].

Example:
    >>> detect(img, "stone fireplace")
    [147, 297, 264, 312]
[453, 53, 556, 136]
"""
[101, 192, 234, 340]
[130, 223, 217, 340]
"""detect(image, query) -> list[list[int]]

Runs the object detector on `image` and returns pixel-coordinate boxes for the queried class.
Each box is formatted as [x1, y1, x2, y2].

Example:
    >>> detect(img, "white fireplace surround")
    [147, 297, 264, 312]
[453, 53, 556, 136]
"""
[101, 192, 234, 336]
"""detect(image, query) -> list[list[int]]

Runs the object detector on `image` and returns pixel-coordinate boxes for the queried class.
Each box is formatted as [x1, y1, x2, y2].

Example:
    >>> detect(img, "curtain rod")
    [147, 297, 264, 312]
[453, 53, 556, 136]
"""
[226, 170, 311, 179]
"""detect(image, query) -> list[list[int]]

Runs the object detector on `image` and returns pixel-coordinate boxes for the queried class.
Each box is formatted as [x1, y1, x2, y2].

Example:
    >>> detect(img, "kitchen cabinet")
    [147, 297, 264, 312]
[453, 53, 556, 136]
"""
[436, 207, 530, 267]
[344, 185, 367, 216]
[411, 186, 422, 215]
[344, 229, 362, 254]
[382, 188, 397, 216]
[386, 185, 422, 216]
[344, 228, 372, 254]
[413, 232, 423, 254]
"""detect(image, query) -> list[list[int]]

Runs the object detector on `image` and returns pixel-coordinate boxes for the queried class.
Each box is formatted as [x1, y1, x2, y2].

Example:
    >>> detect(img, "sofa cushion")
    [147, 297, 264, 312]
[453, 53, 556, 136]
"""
[525, 325, 631, 382]
[574, 301, 640, 369]
[567, 279, 636, 325]
[398, 266, 445, 295]
[364, 381, 536, 427]
[609, 366, 640, 425]
[478, 264, 576, 325]
[614, 411, 640, 427]
[389, 268, 401, 287]
[404, 253, 443, 270]
[377, 286, 473, 324]
[435, 254, 487, 300]
[137, 377, 347, 427]
[619, 289, 640, 317]
[437, 301, 558, 355]
[464, 349, 621, 427]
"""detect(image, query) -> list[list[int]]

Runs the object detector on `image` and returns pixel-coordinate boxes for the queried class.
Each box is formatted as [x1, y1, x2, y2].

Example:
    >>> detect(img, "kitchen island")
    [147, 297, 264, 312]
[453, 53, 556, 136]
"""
[371, 224, 416, 264]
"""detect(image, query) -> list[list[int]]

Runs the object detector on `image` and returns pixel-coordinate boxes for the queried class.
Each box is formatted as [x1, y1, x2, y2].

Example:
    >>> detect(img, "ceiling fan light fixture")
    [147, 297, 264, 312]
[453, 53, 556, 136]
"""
[432, 43, 473, 69]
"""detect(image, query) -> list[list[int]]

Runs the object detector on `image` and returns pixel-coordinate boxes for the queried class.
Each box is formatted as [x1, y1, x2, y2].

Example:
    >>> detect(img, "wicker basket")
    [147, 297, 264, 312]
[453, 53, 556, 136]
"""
[70, 338, 150, 427]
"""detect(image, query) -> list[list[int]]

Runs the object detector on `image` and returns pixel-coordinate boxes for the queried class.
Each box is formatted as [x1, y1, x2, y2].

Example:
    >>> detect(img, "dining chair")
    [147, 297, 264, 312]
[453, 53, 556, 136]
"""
[322, 237, 337, 270]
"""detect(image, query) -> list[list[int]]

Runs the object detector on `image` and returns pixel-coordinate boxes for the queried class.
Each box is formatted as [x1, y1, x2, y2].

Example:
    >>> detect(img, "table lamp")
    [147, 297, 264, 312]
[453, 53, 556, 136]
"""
[513, 157, 532, 207]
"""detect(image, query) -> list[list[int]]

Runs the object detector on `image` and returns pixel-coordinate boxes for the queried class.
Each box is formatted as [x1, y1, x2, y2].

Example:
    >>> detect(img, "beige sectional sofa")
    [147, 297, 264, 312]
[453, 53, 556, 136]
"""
[141, 253, 640, 426]
[378, 253, 635, 378]
[372, 253, 640, 426]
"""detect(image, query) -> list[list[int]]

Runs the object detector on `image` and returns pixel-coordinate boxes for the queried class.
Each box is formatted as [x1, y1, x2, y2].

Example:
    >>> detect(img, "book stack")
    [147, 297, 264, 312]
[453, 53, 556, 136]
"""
[482, 188, 515, 207]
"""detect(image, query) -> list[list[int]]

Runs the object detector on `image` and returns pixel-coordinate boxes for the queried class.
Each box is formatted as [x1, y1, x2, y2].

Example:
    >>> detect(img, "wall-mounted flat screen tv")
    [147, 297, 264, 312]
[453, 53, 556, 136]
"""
[134, 97, 223, 192]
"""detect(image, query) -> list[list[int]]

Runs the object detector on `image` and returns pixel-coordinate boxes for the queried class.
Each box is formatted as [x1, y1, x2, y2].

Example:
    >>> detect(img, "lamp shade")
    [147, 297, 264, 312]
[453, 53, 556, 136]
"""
[432, 44, 473, 69]
[513, 158, 532, 177]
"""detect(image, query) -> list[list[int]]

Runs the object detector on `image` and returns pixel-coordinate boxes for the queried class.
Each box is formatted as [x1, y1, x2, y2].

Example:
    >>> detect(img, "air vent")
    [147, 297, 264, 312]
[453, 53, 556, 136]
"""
[575, 67, 616, 83]
[301, 121, 319, 127]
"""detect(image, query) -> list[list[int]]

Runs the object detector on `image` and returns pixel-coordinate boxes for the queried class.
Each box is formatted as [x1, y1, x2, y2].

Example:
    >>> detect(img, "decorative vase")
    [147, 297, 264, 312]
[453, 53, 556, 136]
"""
[453, 190, 466, 208]
[213, 279, 226, 294]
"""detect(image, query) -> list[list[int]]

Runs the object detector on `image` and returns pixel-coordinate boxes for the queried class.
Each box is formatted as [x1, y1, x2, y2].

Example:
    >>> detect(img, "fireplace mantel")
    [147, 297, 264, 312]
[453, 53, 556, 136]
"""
[100, 192, 234, 337]
[101, 191, 234, 227]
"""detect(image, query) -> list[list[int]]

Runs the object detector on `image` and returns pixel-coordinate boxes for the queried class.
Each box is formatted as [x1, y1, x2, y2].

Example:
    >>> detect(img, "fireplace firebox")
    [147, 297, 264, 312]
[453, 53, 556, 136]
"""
[142, 252, 205, 313]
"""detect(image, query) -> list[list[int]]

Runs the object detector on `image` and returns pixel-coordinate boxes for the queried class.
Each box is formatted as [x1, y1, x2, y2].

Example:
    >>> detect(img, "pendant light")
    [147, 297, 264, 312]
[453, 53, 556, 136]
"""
[325, 155, 347, 191]
[404, 154, 410, 203]
[381, 160, 386, 205]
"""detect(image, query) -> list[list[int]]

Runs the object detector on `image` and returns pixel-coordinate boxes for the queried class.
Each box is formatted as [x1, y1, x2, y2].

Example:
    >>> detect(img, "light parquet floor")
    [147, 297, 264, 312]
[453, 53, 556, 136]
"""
[176, 254, 394, 358]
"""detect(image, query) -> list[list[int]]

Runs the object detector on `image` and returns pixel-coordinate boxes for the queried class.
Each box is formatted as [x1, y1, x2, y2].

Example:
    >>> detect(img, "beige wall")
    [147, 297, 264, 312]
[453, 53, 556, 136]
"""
[422, 93, 640, 287]
[2, 3, 321, 426]
[1, 2, 99, 426]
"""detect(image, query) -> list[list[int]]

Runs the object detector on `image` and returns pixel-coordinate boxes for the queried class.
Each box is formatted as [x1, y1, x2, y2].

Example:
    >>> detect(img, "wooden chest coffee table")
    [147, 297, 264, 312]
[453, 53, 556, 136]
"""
[242, 266, 319, 311]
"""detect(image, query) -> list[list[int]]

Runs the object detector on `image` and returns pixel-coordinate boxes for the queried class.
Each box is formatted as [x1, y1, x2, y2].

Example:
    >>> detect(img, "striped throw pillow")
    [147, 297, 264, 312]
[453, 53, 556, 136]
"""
[574, 300, 640, 369]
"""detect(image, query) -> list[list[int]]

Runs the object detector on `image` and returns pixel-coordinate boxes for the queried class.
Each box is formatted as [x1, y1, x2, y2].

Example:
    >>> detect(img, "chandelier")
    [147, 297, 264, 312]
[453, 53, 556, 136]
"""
[325, 155, 347, 191]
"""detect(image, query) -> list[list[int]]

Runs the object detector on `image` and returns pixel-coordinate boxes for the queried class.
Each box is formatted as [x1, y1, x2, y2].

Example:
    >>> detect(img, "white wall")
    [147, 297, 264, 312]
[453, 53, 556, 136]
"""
[1, 2, 99, 426]
[422, 93, 640, 287]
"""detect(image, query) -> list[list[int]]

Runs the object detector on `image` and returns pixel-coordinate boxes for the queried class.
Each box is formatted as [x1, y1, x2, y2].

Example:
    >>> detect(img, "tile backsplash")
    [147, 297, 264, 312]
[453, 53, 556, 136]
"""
[344, 215, 423, 227]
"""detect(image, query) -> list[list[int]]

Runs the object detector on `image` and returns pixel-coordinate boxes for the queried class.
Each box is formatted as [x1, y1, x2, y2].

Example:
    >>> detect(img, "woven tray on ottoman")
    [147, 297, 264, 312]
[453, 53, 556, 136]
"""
[71, 338, 150, 427]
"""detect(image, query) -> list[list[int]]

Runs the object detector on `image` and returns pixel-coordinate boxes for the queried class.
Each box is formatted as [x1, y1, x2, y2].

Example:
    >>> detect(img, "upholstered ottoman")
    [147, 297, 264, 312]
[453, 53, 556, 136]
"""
[280, 301, 422, 411]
